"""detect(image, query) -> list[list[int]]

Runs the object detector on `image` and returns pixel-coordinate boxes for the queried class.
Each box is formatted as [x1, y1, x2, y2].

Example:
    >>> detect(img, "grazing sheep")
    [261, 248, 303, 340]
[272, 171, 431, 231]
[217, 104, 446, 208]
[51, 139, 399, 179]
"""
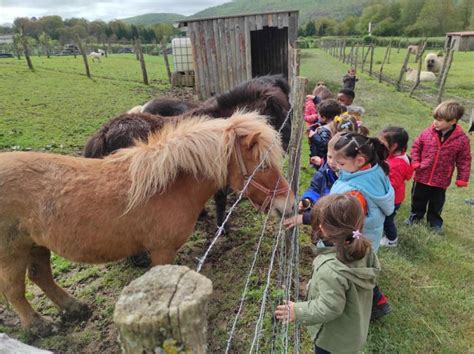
[407, 45, 421, 55]
[425, 52, 444, 74]
[405, 68, 436, 82]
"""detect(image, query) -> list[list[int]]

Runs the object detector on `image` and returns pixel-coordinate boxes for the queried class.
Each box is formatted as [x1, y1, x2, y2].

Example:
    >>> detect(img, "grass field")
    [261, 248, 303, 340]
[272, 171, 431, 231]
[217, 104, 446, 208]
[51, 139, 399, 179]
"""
[0, 50, 473, 353]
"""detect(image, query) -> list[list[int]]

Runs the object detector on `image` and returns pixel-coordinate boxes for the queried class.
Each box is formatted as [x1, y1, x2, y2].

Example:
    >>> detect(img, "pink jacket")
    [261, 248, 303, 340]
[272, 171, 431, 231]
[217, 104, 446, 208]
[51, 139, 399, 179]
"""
[387, 154, 414, 204]
[304, 97, 319, 129]
[411, 124, 471, 189]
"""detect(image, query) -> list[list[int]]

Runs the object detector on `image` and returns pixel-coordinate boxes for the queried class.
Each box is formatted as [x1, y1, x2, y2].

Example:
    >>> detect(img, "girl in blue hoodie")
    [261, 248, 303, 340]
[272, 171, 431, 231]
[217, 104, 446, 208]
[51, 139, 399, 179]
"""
[330, 132, 394, 320]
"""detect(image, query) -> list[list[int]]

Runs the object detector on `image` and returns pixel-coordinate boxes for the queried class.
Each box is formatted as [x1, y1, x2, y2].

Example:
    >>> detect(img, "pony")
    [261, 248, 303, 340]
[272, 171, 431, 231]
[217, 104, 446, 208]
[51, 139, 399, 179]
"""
[0, 111, 295, 335]
[138, 74, 291, 149]
[88, 51, 103, 62]
[85, 75, 291, 229]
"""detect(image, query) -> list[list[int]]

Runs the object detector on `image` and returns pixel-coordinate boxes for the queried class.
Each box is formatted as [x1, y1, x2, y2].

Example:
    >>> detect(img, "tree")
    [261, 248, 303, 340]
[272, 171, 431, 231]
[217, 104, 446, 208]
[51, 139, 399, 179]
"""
[304, 21, 316, 36]
[39, 32, 52, 58]
[455, 0, 473, 30]
[153, 23, 174, 43]
[315, 17, 337, 36]
[37, 16, 63, 40]
[412, 0, 457, 36]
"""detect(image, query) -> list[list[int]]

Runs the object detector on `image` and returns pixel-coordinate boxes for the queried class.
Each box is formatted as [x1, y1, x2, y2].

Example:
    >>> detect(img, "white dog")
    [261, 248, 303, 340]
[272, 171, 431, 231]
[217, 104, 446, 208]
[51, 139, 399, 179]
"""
[425, 53, 443, 74]
[405, 68, 436, 82]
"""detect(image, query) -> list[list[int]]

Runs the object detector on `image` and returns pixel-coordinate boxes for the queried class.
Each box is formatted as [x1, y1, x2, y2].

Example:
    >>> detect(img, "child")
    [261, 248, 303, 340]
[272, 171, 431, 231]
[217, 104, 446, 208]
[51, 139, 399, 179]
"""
[337, 88, 365, 121]
[308, 99, 343, 168]
[343, 67, 358, 91]
[379, 127, 414, 247]
[276, 194, 380, 354]
[406, 100, 471, 232]
[329, 133, 395, 320]
[304, 83, 335, 131]
[300, 115, 368, 225]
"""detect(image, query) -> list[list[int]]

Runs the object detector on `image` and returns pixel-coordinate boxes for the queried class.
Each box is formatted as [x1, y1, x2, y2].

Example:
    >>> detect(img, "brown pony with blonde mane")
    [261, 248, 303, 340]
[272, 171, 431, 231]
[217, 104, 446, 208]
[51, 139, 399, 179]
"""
[0, 111, 295, 335]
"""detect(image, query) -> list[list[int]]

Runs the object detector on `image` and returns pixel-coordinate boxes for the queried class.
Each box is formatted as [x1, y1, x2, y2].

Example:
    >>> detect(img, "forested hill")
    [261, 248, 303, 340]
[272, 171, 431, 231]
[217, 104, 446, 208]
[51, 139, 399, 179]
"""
[121, 13, 186, 26]
[189, 0, 370, 24]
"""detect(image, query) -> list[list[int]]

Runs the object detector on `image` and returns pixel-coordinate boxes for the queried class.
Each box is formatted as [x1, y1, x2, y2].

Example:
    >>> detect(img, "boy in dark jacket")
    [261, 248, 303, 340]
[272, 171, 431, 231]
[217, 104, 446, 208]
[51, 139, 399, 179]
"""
[342, 67, 358, 90]
[308, 99, 342, 168]
[407, 100, 471, 232]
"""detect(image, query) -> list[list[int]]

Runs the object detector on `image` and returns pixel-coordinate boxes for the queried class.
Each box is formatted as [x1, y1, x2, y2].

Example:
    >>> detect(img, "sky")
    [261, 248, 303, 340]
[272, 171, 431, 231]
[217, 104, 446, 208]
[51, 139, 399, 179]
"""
[0, 0, 231, 25]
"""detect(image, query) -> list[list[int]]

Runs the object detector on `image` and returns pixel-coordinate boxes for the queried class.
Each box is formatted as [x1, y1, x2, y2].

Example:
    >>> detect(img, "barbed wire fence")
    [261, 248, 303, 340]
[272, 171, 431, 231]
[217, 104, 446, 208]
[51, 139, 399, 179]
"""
[195, 77, 307, 353]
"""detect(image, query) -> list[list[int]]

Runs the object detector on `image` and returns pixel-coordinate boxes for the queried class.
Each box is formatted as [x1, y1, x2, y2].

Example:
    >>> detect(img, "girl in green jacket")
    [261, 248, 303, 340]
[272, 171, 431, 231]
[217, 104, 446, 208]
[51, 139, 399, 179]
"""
[275, 194, 380, 354]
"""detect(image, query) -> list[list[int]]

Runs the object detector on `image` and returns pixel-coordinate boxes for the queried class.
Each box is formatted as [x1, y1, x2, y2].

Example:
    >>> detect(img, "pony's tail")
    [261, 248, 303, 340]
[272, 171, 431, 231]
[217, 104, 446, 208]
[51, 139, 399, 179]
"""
[83, 131, 108, 158]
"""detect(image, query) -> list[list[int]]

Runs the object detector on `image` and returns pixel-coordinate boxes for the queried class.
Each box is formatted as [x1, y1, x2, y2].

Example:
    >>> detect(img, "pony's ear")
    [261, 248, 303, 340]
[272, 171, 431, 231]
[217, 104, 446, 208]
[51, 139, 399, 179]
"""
[243, 132, 262, 150]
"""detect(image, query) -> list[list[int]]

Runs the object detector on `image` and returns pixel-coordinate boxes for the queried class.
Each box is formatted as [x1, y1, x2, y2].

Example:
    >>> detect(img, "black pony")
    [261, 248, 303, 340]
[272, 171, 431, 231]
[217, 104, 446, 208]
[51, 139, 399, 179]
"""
[84, 75, 291, 247]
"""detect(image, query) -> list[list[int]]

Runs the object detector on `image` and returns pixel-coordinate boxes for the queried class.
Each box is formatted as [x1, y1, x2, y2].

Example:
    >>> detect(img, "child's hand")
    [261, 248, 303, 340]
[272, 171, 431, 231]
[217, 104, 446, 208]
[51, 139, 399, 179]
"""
[306, 94, 315, 100]
[455, 180, 468, 188]
[275, 300, 296, 323]
[283, 215, 303, 229]
[308, 130, 317, 138]
[310, 156, 322, 165]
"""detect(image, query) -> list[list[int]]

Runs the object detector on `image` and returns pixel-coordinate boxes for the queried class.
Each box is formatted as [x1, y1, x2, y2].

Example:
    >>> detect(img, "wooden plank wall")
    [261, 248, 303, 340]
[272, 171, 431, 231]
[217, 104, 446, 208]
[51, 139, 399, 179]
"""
[187, 11, 298, 99]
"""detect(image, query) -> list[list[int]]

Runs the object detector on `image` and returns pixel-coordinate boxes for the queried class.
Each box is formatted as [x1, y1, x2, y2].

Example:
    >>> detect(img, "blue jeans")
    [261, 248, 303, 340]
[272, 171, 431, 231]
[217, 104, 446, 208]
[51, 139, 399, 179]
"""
[383, 204, 401, 241]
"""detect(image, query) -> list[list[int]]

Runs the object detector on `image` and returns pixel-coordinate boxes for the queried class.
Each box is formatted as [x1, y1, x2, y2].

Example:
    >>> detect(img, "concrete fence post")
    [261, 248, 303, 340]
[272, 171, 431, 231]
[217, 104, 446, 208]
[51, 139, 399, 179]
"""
[114, 265, 213, 353]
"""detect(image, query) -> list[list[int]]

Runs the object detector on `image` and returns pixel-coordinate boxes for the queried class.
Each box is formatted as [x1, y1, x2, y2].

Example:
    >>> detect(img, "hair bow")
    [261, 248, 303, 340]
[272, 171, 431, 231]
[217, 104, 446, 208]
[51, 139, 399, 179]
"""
[334, 115, 343, 124]
[352, 230, 362, 240]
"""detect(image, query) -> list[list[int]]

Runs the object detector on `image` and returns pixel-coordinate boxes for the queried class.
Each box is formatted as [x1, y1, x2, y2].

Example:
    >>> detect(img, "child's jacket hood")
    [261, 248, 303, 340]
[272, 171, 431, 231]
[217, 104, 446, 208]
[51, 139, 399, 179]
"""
[336, 164, 394, 217]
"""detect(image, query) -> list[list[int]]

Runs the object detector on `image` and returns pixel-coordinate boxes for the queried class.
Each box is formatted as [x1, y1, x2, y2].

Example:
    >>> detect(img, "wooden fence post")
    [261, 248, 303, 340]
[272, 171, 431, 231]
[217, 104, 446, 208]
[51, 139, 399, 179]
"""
[20, 35, 34, 72]
[161, 38, 172, 84]
[361, 45, 370, 73]
[436, 48, 454, 103]
[287, 76, 307, 194]
[369, 44, 375, 76]
[75, 35, 90, 79]
[387, 39, 392, 64]
[342, 39, 347, 63]
[136, 39, 149, 85]
[354, 43, 360, 72]
[114, 265, 212, 353]
[397, 37, 402, 53]
[409, 42, 427, 97]
[379, 44, 391, 83]
[396, 50, 411, 91]
[436, 43, 453, 87]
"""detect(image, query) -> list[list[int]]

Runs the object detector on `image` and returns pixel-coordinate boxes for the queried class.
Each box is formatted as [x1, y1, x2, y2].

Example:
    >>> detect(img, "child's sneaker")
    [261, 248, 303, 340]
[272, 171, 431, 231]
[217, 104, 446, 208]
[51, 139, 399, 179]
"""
[380, 236, 398, 248]
[371, 293, 392, 321]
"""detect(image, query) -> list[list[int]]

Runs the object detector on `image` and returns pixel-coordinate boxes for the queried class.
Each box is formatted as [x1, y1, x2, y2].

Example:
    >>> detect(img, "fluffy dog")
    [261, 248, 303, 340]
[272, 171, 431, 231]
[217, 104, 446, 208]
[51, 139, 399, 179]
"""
[425, 52, 444, 74]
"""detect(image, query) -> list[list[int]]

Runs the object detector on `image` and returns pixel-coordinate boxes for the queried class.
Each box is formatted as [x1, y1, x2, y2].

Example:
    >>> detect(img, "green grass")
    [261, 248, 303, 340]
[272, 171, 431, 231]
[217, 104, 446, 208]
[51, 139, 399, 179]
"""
[0, 55, 172, 153]
[0, 49, 473, 352]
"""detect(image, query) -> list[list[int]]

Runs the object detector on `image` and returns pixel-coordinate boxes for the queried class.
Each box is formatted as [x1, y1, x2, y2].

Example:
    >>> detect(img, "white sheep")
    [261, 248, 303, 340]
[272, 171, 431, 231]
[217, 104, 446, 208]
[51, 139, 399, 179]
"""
[407, 45, 421, 55]
[424, 52, 444, 74]
[405, 68, 436, 82]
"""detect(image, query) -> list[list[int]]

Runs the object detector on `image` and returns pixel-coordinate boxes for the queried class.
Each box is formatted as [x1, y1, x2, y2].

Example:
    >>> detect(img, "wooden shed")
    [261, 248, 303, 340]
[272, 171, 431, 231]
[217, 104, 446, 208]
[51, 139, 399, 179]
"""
[178, 11, 299, 99]
[445, 31, 474, 51]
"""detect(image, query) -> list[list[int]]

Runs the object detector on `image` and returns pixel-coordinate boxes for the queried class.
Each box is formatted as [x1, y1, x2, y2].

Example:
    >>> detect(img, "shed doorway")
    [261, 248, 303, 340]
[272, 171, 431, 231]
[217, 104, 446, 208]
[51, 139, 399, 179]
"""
[251, 27, 288, 78]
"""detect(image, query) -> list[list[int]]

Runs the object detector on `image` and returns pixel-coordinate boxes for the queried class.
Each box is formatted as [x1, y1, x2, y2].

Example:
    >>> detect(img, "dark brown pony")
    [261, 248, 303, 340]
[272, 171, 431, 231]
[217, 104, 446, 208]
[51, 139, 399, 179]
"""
[0, 112, 295, 335]
[84, 75, 291, 229]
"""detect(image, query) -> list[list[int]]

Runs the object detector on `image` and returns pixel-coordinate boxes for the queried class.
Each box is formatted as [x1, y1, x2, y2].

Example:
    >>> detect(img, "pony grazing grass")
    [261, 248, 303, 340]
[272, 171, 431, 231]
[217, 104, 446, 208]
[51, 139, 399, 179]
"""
[0, 111, 295, 336]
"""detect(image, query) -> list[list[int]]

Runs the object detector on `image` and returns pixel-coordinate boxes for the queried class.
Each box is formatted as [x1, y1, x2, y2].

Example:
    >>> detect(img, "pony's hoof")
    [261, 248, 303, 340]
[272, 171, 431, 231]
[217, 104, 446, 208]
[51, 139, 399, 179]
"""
[61, 301, 91, 322]
[28, 315, 56, 337]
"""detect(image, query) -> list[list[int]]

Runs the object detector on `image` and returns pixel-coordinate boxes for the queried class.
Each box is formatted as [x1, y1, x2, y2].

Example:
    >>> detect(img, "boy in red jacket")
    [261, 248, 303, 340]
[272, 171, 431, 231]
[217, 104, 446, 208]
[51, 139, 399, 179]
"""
[406, 101, 471, 232]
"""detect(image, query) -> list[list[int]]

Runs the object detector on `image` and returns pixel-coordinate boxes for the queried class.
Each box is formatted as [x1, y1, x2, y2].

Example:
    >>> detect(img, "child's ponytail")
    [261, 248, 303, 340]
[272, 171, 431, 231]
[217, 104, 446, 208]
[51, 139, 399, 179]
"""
[366, 137, 390, 175]
[311, 194, 372, 264]
[331, 133, 390, 175]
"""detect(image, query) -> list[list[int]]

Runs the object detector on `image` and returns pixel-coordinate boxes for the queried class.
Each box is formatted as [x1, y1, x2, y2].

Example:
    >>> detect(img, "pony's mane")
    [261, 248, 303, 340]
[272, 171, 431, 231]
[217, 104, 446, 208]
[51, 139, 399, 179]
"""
[107, 111, 283, 212]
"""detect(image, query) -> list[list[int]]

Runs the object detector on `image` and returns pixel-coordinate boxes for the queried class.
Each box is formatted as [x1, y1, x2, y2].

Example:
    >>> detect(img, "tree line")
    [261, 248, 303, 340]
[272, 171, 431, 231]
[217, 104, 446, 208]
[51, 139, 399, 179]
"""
[0, 15, 180, 47]
[299, 0, 473, 37]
